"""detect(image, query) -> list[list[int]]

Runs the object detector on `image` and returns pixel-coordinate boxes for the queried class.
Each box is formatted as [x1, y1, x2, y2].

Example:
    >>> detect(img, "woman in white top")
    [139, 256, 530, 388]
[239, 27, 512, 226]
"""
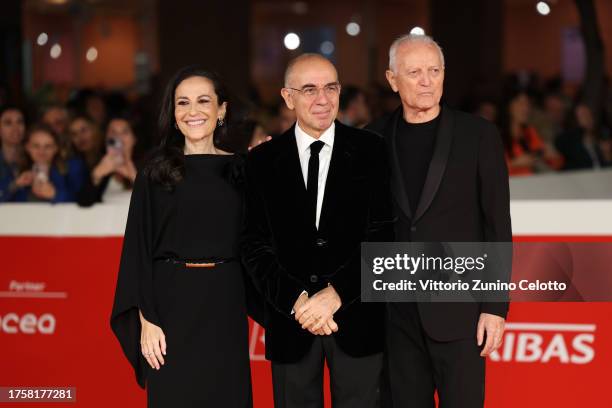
[77, 116, 139, 206]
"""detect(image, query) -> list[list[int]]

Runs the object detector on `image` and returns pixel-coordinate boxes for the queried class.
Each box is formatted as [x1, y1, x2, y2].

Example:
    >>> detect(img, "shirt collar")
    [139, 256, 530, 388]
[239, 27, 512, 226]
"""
[295, 121, 335, 154]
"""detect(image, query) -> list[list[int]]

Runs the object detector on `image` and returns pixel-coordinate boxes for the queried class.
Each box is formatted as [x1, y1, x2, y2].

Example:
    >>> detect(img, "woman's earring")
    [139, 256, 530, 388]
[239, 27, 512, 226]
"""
[174, 122, 178, 129]
[217, 118, 224, 127]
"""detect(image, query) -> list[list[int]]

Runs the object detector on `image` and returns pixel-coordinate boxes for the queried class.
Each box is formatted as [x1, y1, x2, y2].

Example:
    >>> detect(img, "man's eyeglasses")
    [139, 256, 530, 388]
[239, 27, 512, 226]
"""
[286, 83, 341, 99]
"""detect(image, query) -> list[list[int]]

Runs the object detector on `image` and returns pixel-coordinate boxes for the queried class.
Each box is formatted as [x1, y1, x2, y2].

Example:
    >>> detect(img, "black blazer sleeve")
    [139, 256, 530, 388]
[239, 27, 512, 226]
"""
[330, 135, 395, 309]
[241, 154, 307, 318]
[477, 123, 512, 318]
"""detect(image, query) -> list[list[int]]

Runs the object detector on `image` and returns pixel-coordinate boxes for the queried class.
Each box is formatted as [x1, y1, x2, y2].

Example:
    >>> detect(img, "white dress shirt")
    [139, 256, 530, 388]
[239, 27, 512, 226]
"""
[291, 121, 335, 312]
[295, 121, 335, 230]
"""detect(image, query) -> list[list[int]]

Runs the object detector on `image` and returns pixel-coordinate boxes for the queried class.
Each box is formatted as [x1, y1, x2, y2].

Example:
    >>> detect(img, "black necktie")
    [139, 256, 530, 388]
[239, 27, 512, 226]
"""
[307, 140, 325, 227]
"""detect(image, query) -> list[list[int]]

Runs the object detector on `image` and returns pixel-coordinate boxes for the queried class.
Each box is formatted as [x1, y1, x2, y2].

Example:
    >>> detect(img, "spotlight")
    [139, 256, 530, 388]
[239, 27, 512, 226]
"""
[36, 33, 48, 46]
[410, 26, 425, 35]
[50, 43, 62, 59]
[536, 1, 551, 15]
[320, 41, 335, 55]
[284, 33, 300, 50]
[346, 22, 360, 37]
[86, 47, 98, 62]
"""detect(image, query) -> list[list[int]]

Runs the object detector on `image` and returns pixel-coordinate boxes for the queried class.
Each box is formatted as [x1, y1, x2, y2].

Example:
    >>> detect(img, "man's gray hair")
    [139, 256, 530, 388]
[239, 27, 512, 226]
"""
[388, 34, 445, 72]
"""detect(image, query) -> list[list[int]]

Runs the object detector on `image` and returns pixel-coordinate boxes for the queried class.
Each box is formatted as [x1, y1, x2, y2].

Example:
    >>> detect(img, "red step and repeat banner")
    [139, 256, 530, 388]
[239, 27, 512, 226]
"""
[1, 202, 612, 407]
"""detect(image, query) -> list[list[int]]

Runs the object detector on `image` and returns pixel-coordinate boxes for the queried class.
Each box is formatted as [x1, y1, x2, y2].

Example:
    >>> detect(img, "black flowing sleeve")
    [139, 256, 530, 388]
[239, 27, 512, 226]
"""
[110, 172, 160, 389]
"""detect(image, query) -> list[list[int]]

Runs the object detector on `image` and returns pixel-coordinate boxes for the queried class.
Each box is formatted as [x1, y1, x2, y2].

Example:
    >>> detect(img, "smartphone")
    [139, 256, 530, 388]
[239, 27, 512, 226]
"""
[32, 163, 49, 184]
[107, 138, 124, 165]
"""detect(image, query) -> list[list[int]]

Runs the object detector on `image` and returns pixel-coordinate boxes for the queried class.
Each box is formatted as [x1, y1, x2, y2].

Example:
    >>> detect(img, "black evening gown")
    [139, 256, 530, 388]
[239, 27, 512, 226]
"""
[111, 154, 253, 407]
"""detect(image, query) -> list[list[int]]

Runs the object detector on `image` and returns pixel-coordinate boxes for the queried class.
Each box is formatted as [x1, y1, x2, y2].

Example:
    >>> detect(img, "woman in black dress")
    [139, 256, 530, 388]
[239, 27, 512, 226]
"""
[111, 66, 254, 407]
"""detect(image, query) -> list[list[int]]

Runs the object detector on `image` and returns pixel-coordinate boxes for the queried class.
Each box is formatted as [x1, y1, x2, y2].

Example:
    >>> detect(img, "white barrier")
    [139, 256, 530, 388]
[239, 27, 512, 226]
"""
[1, 169, 611, 237]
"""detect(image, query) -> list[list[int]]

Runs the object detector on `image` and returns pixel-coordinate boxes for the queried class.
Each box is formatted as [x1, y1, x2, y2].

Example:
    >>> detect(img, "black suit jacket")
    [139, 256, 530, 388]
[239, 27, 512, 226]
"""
[367, 106, 512, 341]
[241, 121, 394, 363]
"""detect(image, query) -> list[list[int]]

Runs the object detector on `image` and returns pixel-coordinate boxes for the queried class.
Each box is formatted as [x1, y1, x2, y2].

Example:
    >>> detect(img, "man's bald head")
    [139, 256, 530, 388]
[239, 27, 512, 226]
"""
[284, 53, 338, 88]
[280, 53, 340, 138]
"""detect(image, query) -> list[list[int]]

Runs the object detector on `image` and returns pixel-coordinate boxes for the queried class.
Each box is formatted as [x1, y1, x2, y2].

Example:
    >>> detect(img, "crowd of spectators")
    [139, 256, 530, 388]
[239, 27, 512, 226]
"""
[473, 75, 612, 176]
[0, 89, 146, 205]
[1, 73, 611, 205]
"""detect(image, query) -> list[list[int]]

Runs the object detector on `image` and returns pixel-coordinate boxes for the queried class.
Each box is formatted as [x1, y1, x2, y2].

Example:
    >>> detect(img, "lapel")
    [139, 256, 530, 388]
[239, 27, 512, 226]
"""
[388, 105, 455, 223]
[386, 107, 413, 220]
[272, 125, 314, 233]
[318, 121, 354, 234]
[413, 106, 454, 222]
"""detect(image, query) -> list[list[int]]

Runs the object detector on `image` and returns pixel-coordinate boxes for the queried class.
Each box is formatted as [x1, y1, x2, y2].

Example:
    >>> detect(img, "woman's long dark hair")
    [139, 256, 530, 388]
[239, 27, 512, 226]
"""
[144, 66, 232, 190]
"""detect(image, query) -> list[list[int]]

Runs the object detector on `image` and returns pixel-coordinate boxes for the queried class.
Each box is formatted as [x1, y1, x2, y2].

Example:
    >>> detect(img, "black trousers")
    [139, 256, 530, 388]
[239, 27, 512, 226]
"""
[383, 303, 485, 408]
[271, 336, 382, 408]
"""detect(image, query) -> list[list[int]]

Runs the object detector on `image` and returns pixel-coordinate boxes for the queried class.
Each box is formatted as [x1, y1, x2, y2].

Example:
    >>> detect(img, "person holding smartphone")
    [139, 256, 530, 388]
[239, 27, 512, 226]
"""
[13, 124, 85, 203]
[77, 116, 138, 206]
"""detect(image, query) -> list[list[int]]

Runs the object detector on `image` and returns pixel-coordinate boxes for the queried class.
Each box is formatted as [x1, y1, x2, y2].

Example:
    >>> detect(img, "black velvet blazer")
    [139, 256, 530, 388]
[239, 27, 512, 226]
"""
[241, 121, 395, 363]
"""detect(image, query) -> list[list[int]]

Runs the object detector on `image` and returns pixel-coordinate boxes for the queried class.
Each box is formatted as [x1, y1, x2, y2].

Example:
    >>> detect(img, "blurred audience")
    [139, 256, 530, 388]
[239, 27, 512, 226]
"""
[500, 92, 563, 176]
[41, 104, 70, 138]
[555, 103, 612, 170]
[0, 106, 27, 202]
[77, 116, 139, 206]
[68, 114, 105, 171]
[12, 125, 85, 203]
[2, 69, 612, 207]
[367, 83, 401, 119]
[40, 104, 71, 162]
[267, 101, 296, 137]
[338, 85, 371, 128]
[474, 100, 498, 123]
[70, 89, 108, 127]
[278, 103, 296, 134]
[539, 92, 569, 143]
[244, 119, 270, 148]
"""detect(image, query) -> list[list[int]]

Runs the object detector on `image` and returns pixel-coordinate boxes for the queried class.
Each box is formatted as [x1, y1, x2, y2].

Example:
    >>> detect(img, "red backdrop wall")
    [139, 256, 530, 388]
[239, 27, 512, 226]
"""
[1, 236, 611, 407]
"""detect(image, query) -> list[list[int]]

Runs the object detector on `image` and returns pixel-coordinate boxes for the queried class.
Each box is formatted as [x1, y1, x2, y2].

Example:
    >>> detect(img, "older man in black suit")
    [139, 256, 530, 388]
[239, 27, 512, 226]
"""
[367, 34, 512, 408]
[242, 53, 394, 408]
